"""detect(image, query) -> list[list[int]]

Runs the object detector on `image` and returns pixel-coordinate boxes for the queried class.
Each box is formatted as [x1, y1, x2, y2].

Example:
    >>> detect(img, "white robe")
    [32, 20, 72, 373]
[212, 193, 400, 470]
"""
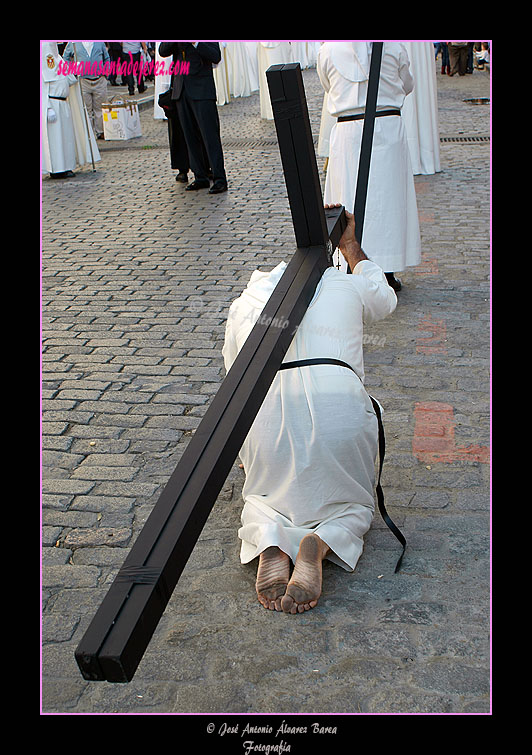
[42, 62, 100, 174]
[257, 42, 293, 119]
[243, 42, 259, 92]
[289, 41, 310, 68]
[318, 92, 335, 157]
[402, 42, 441, 175]
[154, 43, 172, 119]
[318, 42, 421, 274]
[42, 75, 77, 174]
[225, 41, 258, 97]
[214, 43, 231, 105]
[222, 259, 397, 572]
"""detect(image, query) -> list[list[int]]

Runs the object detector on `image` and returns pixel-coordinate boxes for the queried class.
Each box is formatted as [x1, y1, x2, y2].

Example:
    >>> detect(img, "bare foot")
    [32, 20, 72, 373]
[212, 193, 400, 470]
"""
[281, 534, 329, 614]
[256, 546, 291, 611]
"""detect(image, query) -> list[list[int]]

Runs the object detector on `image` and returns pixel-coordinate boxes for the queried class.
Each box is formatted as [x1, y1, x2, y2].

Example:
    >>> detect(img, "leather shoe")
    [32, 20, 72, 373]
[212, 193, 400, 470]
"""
[185, 179, 210, 191]
[385, 273, 402, 292]
[209, 181, 228, 194]
[175, 172, 188, 183]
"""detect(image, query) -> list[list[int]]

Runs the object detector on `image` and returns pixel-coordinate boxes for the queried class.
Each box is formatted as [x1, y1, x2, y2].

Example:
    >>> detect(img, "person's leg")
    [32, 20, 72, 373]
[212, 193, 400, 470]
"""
[442, 43, 450, 74]
[80, 79, 94, 132]
[459, 46, 469, 75]
[176, 96, 210, 184]
[167, 113, 190, 176]
[190, 98, 227, 187]
[448, 45, 459, 76]
[281, 533, 330, 614]
[92, 77, 108, 137]
[255, 546, 291, 611]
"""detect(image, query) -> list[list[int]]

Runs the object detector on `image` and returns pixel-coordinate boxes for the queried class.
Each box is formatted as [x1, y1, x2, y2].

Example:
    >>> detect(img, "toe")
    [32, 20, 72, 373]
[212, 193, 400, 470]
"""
[281, 594, 294, 613]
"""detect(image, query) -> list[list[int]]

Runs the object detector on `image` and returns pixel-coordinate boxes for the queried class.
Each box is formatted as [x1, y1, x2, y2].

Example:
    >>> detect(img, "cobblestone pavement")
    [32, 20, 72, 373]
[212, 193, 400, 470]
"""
[41, 59, 491, 718]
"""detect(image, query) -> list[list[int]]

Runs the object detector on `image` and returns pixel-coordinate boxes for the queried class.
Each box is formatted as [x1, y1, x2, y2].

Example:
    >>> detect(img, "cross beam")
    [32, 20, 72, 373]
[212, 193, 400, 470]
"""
[74, 63, 346, 683]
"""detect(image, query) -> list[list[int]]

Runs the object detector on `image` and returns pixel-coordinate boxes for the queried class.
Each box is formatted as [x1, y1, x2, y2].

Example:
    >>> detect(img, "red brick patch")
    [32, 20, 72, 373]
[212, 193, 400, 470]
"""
[416, 315, 447, 355]
[413, 402, 489, 463]
[415, 256, 439, 276]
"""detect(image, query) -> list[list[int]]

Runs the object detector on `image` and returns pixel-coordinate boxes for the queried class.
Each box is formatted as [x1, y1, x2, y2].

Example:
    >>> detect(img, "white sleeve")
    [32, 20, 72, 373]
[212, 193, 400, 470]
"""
[352, 260, 397, 324]
[317, 47, 330, 93]
[398, 44, 414, 96]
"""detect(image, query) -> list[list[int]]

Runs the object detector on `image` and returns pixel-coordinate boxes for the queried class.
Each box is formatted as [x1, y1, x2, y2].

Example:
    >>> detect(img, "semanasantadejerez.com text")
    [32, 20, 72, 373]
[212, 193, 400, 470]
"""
[57, 54, 190, 78]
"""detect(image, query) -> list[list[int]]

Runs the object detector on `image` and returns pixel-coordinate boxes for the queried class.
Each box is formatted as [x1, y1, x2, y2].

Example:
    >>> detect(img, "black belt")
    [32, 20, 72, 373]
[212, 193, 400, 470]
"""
[338, 109, 400, 122]
[278, 357, 406, 572]
[49, 96, 67, 101]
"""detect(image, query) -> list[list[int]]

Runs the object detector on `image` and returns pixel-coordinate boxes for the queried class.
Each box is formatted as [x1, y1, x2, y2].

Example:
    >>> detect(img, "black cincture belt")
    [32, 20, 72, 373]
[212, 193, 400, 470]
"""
[49, 96, 67, 101]
[278, 357, 406, 572]
[338, 109, 400, 122]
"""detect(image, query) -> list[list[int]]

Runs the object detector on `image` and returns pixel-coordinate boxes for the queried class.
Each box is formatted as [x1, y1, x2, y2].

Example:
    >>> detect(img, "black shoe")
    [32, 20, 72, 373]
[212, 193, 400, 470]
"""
[209, 181, 228, 194]
[385, 273, 402, 292]
[175, 171, 188, 183]
[185, 179, 210, 191]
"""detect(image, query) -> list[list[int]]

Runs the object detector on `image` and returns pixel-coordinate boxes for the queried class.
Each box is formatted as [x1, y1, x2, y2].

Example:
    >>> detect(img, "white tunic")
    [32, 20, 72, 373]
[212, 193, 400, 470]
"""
[222, 259, 397, 571]
[257, 42, 293, 119]
[41, 44, 100, 175]
[318, 42, 421, 273]
[214, 43, 231, 106]
[154, 43, 172, 119]
[402, 42, 441, 175]
[225, 41, 258, 97]
[42, 75, 77, 174]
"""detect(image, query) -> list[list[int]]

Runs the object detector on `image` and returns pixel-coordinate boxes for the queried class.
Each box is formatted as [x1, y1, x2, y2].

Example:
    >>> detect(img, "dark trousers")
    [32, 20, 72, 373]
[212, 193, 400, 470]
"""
[167, 113, 190, 173]
[176, 95, 226, 184]
[123, 51, 145, 94]
[449, 44, 468, 76]
[108, 48, 124, 84]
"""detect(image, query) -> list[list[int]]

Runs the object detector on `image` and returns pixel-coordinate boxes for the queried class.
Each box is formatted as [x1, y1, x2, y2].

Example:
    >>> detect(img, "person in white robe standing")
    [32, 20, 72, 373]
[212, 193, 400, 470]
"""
[153, 43, 171, 120]
[225, 41, 257, 98]
[222, 208, 397, 613]
[213, 42, 231, 106]
[41, 42, 100, 178]
[243, 42, 259, 92]
[318, 41, 421, 289]
[402, 41, 441, 176]
[257, 41, 293, 119]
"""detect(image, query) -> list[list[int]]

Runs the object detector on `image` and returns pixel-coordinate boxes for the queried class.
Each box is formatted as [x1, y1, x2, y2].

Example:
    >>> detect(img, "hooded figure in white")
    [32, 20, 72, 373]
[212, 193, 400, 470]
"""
[41, 41, 100, 177]
[318, 42, 421, 278]
[222, 250, 397, 575]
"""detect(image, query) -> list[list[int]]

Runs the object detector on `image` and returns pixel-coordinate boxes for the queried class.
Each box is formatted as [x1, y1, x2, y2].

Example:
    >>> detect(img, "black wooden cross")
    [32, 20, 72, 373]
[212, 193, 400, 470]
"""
[74, 63, 355, 683]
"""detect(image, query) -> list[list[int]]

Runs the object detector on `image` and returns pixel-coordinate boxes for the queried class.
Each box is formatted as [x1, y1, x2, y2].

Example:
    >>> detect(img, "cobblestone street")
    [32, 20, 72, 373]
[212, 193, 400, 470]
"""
[41, 54, 491, 719]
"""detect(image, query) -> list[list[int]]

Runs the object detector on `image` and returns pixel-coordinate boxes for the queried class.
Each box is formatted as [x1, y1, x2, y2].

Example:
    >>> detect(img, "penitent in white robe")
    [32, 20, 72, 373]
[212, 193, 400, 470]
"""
[42, 47, 100, 175]
[214, 43, 231, 106]
[258, 42, 293, 119]
[225, 41, 258, 97]
[402, 42, 441, 175]
[42, 75, 78, 174]
[222, 259, 397, 572]
[318, 42, 421, 274]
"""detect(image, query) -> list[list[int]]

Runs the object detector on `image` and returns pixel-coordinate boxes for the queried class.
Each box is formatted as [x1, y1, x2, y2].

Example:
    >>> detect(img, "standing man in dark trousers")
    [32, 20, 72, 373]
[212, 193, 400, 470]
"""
[158, 42, 228, 194]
